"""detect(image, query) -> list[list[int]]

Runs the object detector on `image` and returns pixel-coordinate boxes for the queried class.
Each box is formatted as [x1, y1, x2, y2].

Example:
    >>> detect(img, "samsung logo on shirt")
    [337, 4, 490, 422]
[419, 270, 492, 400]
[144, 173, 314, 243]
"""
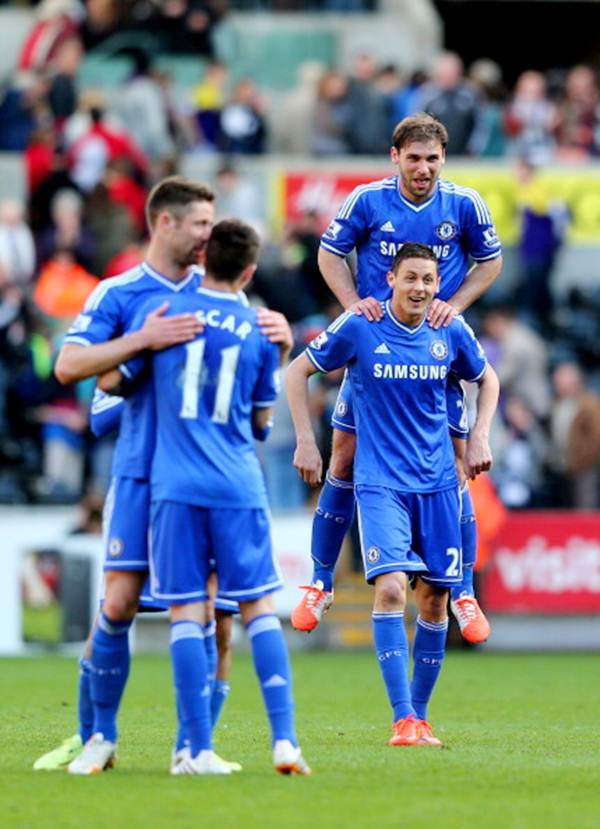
[373, 363, 449, 380]
[379, 241, 450, 259]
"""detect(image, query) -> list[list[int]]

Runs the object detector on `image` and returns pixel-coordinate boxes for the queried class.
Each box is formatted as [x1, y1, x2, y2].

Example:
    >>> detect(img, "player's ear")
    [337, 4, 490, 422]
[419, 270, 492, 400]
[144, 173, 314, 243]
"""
[158, 209, 173, 231]
[390, 146, 399, 165]
[386, 269, 395, 288]
[239, 263, 257, 290]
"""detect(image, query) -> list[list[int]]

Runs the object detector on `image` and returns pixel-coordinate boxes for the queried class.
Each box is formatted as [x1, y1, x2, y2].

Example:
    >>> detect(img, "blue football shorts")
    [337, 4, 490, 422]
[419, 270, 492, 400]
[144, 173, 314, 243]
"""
[150, 501, 282, 605]
[103, 477, 239, 612]
[355, 485, 462, 588]
[331, 370, 468, 436]
[103, 476, 151, 572]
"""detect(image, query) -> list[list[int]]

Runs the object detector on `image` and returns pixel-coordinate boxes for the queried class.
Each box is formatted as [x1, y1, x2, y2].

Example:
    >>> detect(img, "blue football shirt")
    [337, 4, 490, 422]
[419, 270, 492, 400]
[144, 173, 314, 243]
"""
[127, 288, 280, 509]
[305, 305, 487, 492]
[320, 177, 501, 301]
[64, 262, 203, 479]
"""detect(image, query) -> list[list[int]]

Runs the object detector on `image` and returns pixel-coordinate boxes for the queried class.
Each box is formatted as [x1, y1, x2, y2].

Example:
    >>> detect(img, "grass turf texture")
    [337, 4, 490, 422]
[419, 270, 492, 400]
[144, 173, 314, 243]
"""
[1, 651, 598, 829]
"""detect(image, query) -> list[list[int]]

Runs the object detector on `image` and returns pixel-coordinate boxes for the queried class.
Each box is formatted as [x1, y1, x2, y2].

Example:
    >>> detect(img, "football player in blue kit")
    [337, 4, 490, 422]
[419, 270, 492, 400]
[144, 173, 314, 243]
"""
[34, 178, 291, 775]
[112, 219, 310, 775]
[292, 114, 503, 644]
[286, 243, 499, 745]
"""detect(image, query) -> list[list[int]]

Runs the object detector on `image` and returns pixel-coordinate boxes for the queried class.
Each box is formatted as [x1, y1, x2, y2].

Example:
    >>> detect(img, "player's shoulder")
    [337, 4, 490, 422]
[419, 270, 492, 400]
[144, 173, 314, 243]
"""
[306, 310, 360, 351]
[447, 315, 486, 355]
[438, 178, 491, 216]
[84, 264, 146, 310]
[327, 309, 364, 334]
[338, 176, 398, 215]
[447, 314, 476, 336]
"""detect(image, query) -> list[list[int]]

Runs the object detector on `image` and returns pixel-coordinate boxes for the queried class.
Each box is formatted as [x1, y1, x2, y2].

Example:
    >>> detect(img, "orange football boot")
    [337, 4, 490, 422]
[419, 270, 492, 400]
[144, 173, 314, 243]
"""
[451, 596, 491, 644]
[388, 715, 419, 746]
[291, 582, 333, 632]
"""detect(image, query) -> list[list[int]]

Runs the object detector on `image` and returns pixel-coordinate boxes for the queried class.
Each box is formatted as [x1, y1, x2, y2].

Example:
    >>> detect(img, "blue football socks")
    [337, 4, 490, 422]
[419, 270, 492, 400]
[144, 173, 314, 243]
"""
[170, 621, 211, 758]
[311, 472, 355, 591]
[210, 679, 231, 727]
[451, 485, 477, 600]
[372, 611, 414, 722]
[247, 614, 297, 745]
[203, 619, 217, 687]
[411, 616, 448, 721]
[90, 612, 133, 742]
[78, 657, 94, 743]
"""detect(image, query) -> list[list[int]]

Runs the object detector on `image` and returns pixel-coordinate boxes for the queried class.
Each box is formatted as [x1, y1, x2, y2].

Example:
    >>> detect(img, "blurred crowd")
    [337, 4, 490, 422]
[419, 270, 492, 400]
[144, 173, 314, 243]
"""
[0, 0, 598, 516]
[3, 2, 600, 160]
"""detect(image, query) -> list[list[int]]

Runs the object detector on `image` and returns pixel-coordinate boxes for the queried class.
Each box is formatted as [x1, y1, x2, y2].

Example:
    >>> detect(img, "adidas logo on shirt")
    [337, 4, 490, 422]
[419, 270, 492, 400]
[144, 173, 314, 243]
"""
[379, 221, 395, 232]
[374, 343, 391, 354]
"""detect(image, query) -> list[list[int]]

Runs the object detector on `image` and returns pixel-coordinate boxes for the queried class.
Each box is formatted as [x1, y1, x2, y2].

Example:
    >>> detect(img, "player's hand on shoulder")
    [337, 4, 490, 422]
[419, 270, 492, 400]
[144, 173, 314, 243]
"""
[427, 299, 459, 330]
[140, 301, 204, 350]
[348, 296, 384, 322]
[256, 307, 293, 362]
[293, 441, 323, 487]
[465, 430, 493, 480]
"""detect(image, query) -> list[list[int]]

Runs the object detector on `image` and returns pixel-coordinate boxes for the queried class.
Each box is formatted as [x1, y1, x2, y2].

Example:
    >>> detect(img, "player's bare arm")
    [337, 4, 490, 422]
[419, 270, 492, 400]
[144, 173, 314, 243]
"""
[465, 364, 500, 480]
[318, 248, 383, 322]
[451, 435, 467, 487]
[427, 257, 503, 330]
[96, 368, 125, 395]
[286, 352, 323, 486]
[255, 307, 293, 364]
[55, 302, 203, 384]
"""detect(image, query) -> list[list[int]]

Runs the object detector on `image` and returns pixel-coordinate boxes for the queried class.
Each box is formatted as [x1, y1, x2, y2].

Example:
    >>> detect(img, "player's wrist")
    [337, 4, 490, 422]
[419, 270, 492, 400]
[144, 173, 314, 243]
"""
[470, 426, 490, 440]
[296, 432, 318, 448]
[128, 329, 149, 352]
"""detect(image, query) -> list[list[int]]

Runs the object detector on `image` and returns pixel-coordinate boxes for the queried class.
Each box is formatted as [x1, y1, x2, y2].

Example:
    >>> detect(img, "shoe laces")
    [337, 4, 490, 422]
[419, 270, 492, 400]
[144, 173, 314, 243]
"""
[394, 714, 417, 732]
[455, 597, 478, 622]
[299, 584, 327, 610]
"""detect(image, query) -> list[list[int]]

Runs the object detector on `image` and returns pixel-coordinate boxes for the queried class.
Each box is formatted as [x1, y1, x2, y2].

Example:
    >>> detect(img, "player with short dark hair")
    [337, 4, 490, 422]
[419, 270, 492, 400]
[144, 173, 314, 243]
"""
[121, 219, 310, 775]
[287, 244, 499, 745]
[292, 113, 503, 643]
[40, 179, 291, 775]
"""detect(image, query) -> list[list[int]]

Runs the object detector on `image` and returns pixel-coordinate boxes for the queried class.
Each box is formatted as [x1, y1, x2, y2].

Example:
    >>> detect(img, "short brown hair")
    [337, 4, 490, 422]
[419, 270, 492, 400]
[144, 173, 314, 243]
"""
[206, 219, 260, 283]
[391, 114, 448, 151]
[145, 176, 215, 228]
[391, 242, 438, 272]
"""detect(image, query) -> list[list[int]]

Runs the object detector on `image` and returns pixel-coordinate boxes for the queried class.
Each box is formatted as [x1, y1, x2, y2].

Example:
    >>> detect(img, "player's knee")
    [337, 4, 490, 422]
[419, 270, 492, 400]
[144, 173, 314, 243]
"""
[103, 574, 142, 620]
[103, 593, 138, 621]
[418, 589, 448, 622]
[374, 574, 407, 611]
[330, 433, 356, 480]
[216, 620, 233, 656]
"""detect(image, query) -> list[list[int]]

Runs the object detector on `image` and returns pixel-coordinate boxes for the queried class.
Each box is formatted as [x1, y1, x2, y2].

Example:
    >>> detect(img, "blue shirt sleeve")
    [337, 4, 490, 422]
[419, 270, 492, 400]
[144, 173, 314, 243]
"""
[252, 339, 280, 407]
[117, 300, 155, 382]
[320, 186, 370, 257]
[89, 389, 124, 437]
[63, 283, 124, 346]
[305, 311, 359, 373]
[446, 373, 469, 437]
[449, 317, 488, 382]
[459, 189, 502, 262]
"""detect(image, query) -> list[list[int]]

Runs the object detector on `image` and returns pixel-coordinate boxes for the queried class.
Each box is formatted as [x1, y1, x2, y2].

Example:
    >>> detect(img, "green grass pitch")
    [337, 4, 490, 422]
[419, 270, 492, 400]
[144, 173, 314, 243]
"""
[1, 650, 598, 829]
